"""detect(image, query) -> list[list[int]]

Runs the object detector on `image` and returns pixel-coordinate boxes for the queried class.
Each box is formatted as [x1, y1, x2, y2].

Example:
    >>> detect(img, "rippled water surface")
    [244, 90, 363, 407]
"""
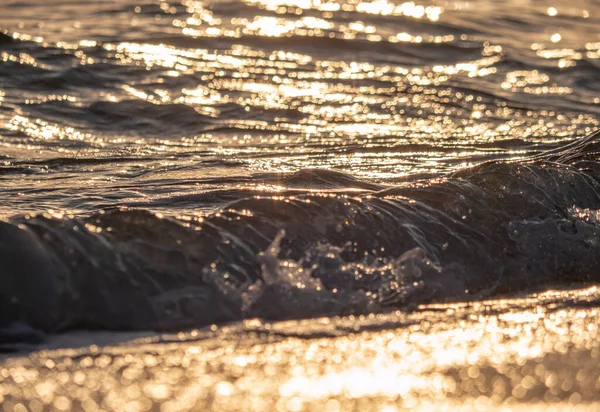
[3, 0, 600, 333]
[2, 0, 600, 210]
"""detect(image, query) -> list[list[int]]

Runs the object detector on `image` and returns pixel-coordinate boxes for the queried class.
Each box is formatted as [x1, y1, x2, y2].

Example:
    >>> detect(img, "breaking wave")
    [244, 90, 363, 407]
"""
[3, 130, 600, 334]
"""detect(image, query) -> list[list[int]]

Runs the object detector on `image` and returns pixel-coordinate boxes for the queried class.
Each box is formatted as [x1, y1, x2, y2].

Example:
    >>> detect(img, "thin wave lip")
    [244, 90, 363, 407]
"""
[2, 130, 600, 337]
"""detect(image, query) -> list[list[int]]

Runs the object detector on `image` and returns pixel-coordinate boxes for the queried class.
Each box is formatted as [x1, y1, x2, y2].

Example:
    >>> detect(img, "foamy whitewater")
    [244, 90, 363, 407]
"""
[2, 0, 600, 337]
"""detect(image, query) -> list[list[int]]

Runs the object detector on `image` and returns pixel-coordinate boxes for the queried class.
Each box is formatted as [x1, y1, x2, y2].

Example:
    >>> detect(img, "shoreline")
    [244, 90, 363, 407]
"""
[1, 286, 599, 411]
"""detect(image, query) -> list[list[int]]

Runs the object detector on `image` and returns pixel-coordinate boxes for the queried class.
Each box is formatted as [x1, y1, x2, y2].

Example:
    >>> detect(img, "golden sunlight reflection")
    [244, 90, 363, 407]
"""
[241, 0, 443, 21]
[1, 51, 40, 67]
[356, 0, 442, 20]
[245, 16, 334, 37]
[176, 0, 449, 43]
[2, 0, 600, 409]
[6, 115, 90, 142]
[501, 70, 573, 95]
[1, 287, 599, 410]
[106, 42, 199, 70]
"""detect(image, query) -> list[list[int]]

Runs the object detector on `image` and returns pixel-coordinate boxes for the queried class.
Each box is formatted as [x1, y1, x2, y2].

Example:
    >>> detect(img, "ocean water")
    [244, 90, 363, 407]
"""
[2, 0, 600, 335]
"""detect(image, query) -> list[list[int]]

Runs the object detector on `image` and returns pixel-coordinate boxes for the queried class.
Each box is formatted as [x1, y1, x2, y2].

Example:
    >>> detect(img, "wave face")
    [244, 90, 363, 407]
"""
[2, 0, 600, 333]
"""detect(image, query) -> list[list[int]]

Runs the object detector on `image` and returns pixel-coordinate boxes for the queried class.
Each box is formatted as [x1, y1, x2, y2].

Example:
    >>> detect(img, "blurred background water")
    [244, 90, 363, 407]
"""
[1, 0, 600, 215]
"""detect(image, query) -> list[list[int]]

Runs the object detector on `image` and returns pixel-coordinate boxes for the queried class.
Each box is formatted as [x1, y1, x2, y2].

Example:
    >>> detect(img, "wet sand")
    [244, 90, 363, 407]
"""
[1, 286, 599, 411]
